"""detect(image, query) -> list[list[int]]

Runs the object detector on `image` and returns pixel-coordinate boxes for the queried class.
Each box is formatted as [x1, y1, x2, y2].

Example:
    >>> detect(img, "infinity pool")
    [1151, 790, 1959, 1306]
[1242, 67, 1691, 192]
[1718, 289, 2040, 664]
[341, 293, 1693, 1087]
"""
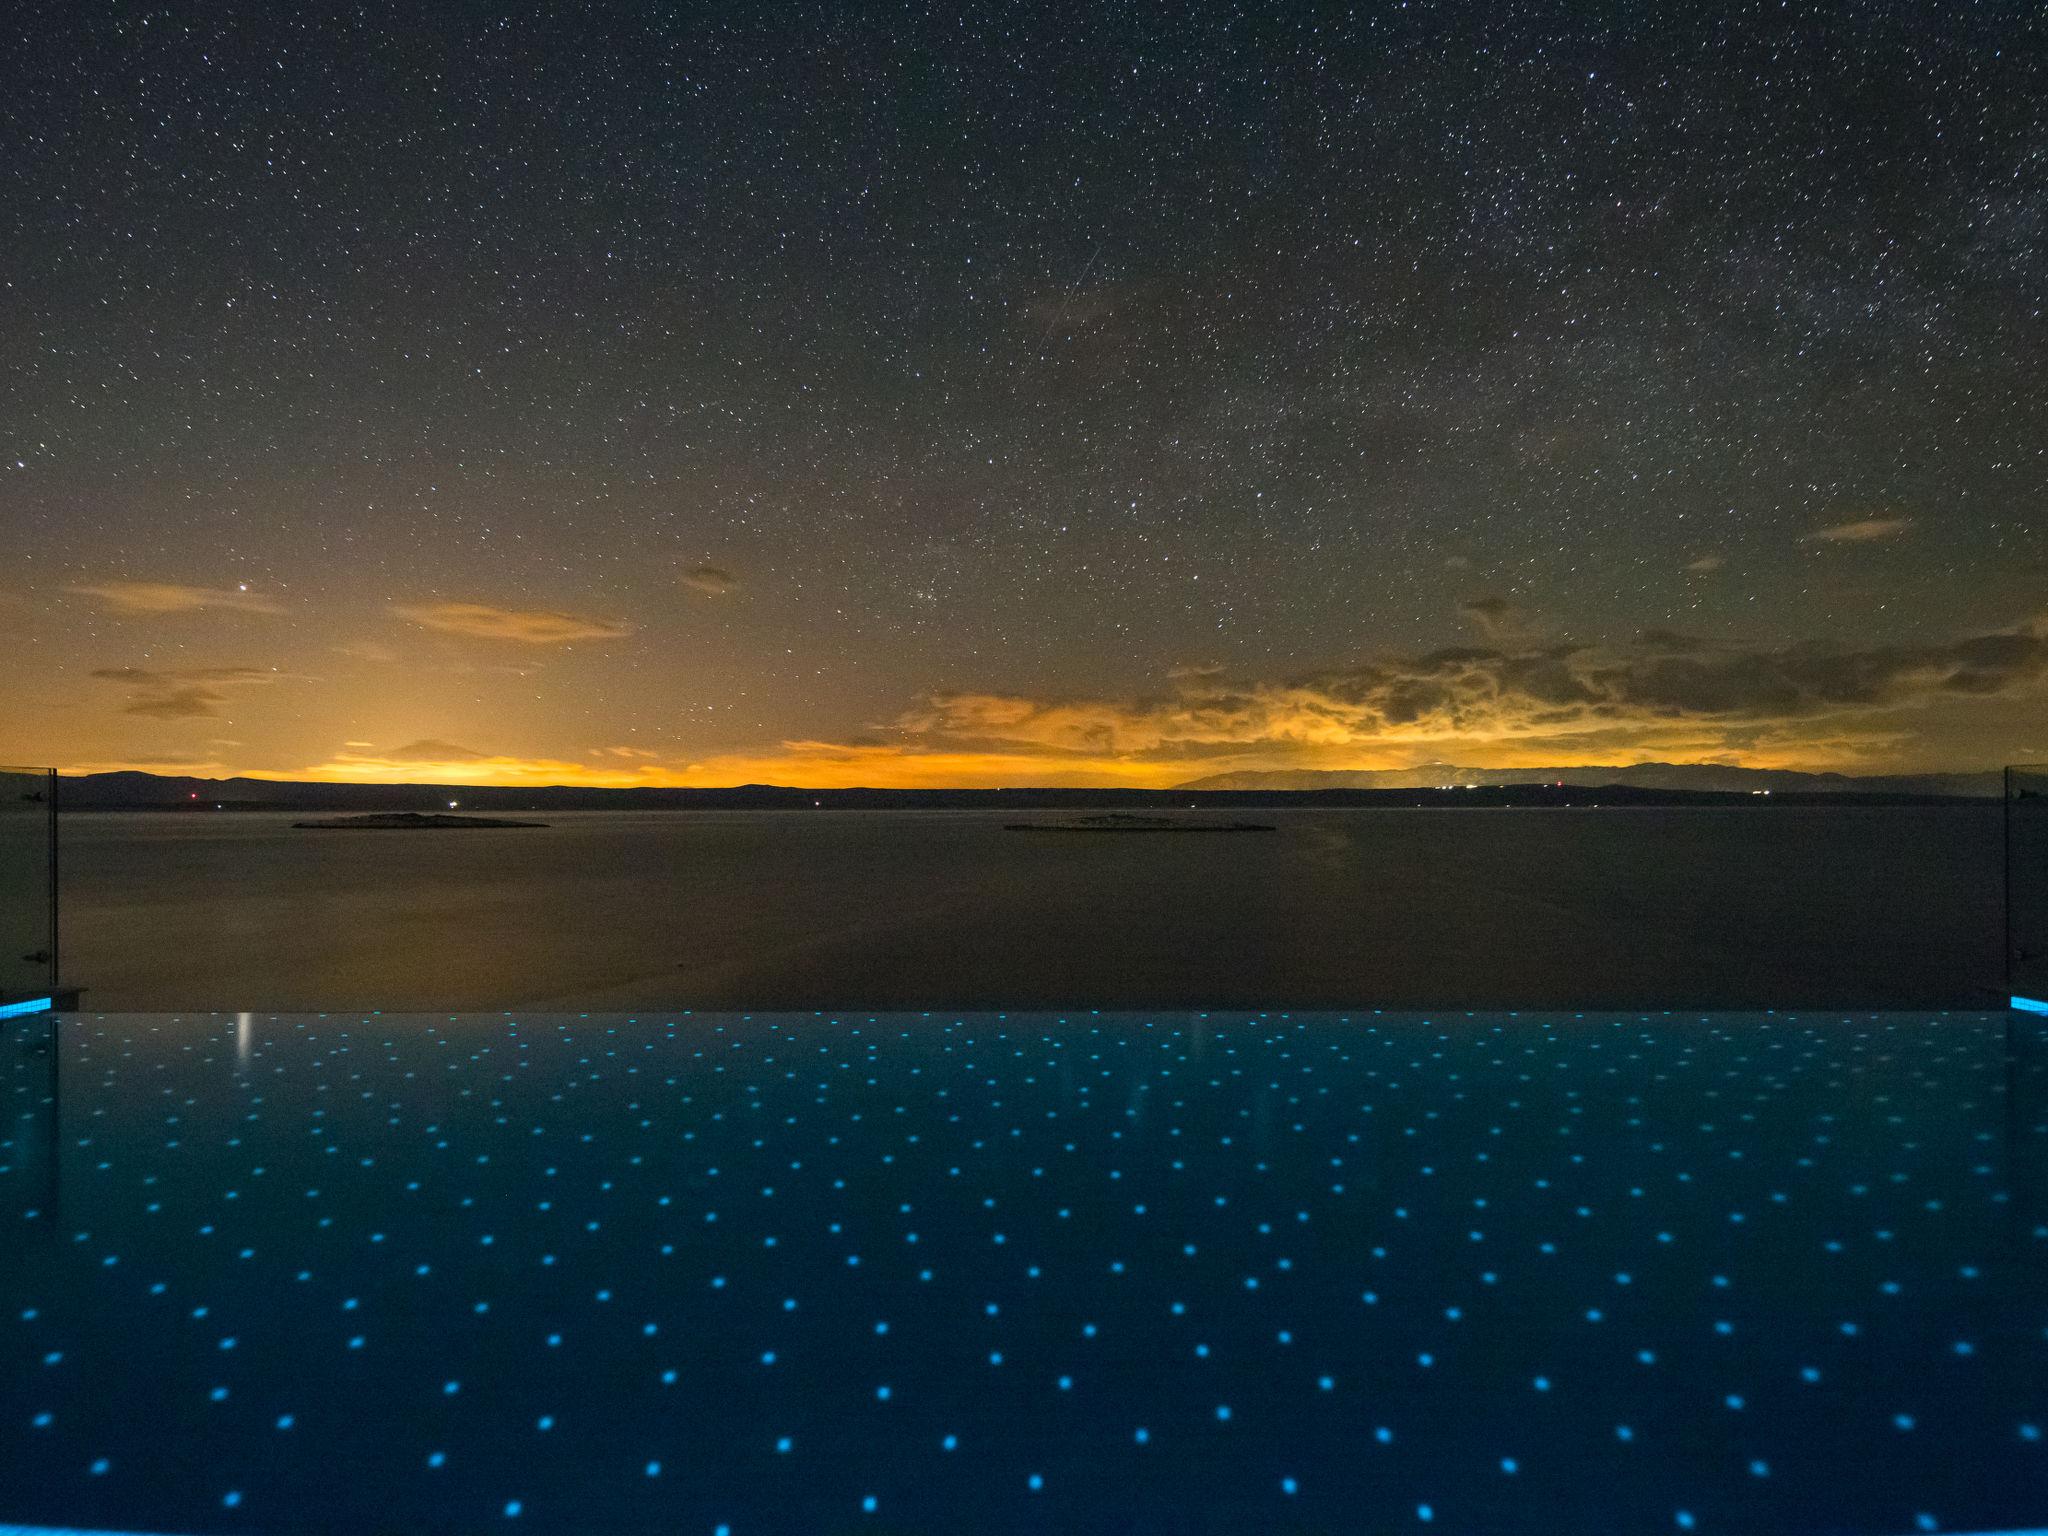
[3, 1010, 2043, 1534]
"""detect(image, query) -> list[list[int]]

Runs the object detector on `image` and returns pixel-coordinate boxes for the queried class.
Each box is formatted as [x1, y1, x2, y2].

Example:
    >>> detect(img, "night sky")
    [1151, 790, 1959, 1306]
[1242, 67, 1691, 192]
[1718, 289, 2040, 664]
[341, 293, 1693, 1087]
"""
[3, 2, 2044, 787]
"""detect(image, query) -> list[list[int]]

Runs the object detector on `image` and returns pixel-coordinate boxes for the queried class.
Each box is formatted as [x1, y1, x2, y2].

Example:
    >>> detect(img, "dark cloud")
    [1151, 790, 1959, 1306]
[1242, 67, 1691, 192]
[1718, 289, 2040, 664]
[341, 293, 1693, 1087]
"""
[1456, 595, 1532, 642]
[384, 739, 489, 762]
[122, 686, 227, 719]
[896, 614, 2048, 756]
[1634, 629, 1716, 654]
[90, 665, 278, 719]
[680, 565, 739, 596]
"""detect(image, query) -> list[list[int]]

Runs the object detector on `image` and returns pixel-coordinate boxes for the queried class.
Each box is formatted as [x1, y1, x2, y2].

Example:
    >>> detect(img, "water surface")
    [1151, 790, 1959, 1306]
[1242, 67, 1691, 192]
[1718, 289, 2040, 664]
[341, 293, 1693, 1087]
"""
[63, 807, 2002, 1011]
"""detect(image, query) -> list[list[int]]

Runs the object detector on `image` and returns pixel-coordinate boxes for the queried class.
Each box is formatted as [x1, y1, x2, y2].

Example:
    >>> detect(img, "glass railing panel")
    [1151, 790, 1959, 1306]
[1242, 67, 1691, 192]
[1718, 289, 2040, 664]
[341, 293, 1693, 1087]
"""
[2011, 765, 2048, 1006]
[0, 766, 56, 1005]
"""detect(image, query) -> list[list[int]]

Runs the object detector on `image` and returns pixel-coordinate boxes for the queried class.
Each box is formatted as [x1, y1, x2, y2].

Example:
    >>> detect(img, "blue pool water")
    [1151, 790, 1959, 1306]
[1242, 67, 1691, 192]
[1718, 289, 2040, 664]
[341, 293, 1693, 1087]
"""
[2, 1010, 2043, 1534]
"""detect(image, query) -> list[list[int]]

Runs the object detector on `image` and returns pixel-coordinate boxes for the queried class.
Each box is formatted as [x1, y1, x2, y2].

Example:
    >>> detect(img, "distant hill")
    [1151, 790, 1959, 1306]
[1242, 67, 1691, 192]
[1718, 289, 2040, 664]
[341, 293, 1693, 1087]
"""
[1173, 762, 2001, 796]
[52, 766, 1995, 811]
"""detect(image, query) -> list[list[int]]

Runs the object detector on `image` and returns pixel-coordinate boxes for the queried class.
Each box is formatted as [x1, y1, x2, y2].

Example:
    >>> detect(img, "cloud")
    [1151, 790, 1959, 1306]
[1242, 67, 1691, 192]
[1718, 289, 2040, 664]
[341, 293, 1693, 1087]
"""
[127, 690, 222, 719]
[680, 565, 739, 596]
[391, 602, 632, 644]
[1456, 595, 1533, 642]
[1801, 516, 1912, 545]
[60, 757, 236, 776]
[1686, 554, 1725, 573]
[382, 739, 490, 762]
[69, 581, 285, 616]
[334, 639, 400, 663]
[90, 665, 279, 719]
[889, 612, 2048, 760]
[80, 612, 2045, 790]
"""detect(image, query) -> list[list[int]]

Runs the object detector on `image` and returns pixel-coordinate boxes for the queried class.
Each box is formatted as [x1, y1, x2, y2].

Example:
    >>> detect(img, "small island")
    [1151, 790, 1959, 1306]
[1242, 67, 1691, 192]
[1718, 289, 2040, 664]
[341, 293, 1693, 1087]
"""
[293, 812, 548, 830]
[1005, 813, 1275, 833]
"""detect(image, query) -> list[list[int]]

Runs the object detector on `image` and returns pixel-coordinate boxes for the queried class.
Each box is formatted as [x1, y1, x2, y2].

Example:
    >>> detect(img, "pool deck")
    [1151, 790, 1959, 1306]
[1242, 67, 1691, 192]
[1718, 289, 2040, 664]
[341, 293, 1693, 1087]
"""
[3, 1009, 2044, 1534]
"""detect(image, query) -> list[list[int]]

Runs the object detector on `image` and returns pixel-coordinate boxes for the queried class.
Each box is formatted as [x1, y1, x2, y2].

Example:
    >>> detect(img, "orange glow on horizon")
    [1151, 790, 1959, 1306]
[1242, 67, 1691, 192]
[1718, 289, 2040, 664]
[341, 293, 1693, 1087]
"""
[51, 728, 1940, 791]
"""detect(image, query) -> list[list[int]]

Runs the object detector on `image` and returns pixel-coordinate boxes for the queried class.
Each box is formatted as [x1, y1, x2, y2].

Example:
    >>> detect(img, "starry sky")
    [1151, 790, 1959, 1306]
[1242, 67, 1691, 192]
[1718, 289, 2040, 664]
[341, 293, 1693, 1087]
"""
[3, 1, 2044, 787]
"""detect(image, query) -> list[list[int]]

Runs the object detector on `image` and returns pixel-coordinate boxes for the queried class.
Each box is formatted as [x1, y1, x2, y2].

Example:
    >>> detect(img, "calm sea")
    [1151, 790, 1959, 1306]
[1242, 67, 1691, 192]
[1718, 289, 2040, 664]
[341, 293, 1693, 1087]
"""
[62, 806, 2003, 1012]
